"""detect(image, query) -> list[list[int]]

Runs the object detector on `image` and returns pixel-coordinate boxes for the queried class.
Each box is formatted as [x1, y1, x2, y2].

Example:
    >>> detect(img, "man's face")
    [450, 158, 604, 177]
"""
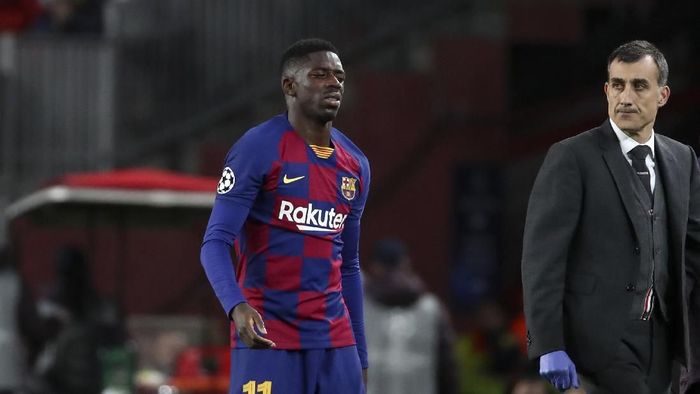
[604, 55, 669, 137]
[285, 51, 345, 124]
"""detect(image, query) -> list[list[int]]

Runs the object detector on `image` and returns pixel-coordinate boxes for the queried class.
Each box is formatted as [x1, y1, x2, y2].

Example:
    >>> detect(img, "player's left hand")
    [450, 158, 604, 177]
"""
[231, 303, 276, 349]
[362, 368, 367, 388]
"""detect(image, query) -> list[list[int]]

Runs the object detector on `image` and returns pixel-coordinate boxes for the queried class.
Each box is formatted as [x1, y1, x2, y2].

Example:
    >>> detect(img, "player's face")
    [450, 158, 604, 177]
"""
[604, 56, 669, 139]
[291, 51, 345, 124]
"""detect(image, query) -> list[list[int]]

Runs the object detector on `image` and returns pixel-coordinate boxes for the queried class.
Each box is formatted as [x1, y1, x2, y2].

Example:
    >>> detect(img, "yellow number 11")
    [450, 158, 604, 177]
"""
[243, 380, 272, 394]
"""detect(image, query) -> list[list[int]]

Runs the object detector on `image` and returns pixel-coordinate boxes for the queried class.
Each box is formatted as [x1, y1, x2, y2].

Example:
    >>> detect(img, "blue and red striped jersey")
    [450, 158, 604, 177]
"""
[201, 114, 370, 365]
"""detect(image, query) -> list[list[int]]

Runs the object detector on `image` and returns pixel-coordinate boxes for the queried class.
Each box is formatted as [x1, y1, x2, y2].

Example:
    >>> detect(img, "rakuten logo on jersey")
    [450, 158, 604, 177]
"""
[278, 200, 347, 232]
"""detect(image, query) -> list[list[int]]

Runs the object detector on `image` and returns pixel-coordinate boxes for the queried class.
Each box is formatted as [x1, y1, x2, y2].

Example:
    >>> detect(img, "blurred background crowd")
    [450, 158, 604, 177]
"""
[0, 0, 698, 393]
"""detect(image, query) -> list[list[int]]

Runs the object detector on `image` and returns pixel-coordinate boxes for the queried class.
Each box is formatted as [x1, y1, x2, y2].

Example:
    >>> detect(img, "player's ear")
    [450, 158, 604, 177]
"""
[282, 75, 296, 97]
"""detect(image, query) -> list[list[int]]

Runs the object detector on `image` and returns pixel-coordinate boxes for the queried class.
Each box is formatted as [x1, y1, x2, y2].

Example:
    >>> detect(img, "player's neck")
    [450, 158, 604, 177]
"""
[288, 113, 332, 147]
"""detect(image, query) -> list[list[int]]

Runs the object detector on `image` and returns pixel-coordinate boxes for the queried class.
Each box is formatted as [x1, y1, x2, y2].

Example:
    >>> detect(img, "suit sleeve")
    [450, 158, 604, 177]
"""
[340, 159, 371, 369]
[201, 132, 269, 318]
[681, 146, 700, 392]
[521, 142, 582, 359]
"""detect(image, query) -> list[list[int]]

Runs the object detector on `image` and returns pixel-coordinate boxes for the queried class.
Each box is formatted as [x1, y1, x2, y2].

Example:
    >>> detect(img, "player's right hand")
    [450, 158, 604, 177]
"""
[231, 303, 277, 349]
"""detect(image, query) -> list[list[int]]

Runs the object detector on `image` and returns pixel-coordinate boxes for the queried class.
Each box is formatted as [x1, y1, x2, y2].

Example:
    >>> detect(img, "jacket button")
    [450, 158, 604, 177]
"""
[625, 284, 636, 292]
[633, 246, 640, 255]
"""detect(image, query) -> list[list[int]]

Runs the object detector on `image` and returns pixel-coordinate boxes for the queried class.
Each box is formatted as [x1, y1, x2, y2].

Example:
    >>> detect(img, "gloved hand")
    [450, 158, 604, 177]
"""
[539, 350, 580, 391]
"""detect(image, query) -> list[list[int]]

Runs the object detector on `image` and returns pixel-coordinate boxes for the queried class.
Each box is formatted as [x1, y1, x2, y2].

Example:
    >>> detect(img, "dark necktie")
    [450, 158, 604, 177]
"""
[628, 145, 653, 201]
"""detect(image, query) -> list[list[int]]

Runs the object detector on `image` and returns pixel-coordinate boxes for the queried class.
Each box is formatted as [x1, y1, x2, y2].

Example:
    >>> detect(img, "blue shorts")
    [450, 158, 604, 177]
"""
[229, 346, 364, 394]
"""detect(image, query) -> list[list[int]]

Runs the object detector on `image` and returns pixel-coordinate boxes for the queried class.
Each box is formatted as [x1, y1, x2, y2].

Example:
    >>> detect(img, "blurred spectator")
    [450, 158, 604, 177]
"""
[0, 0, 41, 32]
[31, 245, 124, 394]
[473, 299, 526, 377]
[363, 238, 459, 394]
[506, 375, 548, 394]
[506, 368, 588, 394]
[34, 0, 103, 34]
[0, 243, 44, 394]
[509, 311, 528, 356]
[38, 246, 124, 339]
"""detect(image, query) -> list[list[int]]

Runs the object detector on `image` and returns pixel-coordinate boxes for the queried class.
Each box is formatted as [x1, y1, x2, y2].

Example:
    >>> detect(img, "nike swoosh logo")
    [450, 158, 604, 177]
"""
[283, 174, 305, 184]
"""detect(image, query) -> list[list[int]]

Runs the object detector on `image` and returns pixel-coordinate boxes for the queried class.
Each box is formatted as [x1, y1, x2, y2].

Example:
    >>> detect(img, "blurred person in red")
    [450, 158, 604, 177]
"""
[362, 238, 459, 394]
[0, 0, 41, 32]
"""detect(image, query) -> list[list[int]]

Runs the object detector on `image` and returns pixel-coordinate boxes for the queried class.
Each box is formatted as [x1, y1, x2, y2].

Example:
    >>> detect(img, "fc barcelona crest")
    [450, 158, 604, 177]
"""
[341, 177, 357, 201]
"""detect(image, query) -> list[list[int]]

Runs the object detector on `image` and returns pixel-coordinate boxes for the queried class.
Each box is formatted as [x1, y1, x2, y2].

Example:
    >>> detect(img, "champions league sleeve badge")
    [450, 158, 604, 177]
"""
[340, 177, 357, 201]
[217, 167, 235, 194]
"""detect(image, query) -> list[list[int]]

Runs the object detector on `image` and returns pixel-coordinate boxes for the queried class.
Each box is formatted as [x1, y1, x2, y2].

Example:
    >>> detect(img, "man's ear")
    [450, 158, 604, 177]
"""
[658, 85, 670, 107]
[282, 76, 296, 97]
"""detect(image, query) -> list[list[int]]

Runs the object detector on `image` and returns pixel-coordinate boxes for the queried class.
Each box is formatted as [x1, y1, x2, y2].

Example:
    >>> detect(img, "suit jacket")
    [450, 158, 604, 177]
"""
[521, 120, 700, 378]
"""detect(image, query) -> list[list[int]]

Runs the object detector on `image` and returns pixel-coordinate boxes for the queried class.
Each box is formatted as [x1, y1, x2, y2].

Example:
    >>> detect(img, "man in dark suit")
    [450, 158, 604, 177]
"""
[521, 40, 700, 393]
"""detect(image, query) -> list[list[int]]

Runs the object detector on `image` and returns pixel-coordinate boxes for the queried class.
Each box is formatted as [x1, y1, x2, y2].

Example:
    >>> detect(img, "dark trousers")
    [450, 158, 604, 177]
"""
[579, 315, 672, 394]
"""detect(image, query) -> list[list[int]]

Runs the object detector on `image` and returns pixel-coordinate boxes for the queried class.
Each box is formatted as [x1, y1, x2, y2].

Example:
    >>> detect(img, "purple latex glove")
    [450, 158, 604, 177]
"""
[539, 350, 580, 391]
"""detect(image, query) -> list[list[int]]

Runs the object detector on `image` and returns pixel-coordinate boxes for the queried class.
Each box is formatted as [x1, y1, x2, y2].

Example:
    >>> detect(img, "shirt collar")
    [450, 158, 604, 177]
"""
[609, 119, 655, 158]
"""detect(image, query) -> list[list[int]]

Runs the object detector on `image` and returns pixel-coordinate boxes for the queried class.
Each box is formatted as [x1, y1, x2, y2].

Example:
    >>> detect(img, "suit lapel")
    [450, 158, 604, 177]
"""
[598, 120, 648, 238]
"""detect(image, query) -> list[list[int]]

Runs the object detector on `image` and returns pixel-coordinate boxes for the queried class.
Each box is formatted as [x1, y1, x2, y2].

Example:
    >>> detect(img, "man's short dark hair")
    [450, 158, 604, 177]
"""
[607, 40, 669, 86]
[280, 38, 339, 74]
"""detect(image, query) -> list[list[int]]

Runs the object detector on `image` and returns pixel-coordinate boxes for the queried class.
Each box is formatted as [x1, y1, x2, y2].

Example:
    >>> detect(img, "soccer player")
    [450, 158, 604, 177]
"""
[201, 38, 370, 394]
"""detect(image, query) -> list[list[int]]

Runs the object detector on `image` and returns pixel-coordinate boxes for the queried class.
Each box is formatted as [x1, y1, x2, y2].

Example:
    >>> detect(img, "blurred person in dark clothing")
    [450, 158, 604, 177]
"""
[0, 0, 41, 32]
[37, 246, 111, 339]
[46, 246, 97, 319]
[34, 0, 103, 34]
[32, 246, 123, 394]
[363, 238, 458, 394]
[0, 243, 44, 394]
[474, 299, 526, 377]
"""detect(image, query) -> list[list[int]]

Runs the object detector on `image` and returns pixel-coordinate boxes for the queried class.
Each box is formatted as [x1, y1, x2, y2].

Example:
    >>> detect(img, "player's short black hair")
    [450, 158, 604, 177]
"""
[280, 38, 339, 74]
[607, 40, 668, 85]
